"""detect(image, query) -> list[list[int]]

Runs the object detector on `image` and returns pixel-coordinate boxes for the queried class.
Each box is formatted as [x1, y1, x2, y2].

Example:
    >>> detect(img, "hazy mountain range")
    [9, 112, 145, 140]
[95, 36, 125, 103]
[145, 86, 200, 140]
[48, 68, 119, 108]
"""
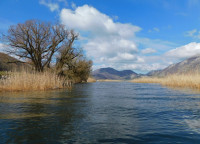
[147, 55, 200, 77]
[0, 52, 28, 71]
[1, 52, 200, 80]
[93, 55, 200, 80]
[92, 67, 139, 80]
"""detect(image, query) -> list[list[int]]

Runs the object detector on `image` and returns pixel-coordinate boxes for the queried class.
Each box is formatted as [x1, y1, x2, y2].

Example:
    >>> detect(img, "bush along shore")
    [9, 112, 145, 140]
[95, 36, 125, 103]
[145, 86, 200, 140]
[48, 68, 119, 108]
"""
[0, 20, 93, 91]
[132, 74, 200, 90]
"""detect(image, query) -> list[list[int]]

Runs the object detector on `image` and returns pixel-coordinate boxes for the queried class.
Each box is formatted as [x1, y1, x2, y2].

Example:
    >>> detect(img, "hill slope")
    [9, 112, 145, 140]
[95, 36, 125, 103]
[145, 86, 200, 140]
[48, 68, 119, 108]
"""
[92, 67, 138, 80]
[0, 52, 27, 71]
[148, 55, 200, 77]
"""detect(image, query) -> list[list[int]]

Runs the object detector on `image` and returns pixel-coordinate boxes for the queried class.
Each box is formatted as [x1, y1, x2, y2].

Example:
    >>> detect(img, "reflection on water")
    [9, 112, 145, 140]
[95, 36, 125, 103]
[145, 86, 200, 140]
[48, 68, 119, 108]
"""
[0, 113, 50, 119]
[185, 119, 200, 134]
[1, 82, 200, 143]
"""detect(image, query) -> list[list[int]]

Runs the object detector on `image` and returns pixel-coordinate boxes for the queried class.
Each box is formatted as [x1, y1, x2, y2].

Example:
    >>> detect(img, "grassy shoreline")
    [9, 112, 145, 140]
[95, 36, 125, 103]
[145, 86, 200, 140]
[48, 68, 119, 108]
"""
[0, 71, 72, 92]
[132, 74, 200, 90]
[87, 77, 97, 83]
[97, 79, 123, 82]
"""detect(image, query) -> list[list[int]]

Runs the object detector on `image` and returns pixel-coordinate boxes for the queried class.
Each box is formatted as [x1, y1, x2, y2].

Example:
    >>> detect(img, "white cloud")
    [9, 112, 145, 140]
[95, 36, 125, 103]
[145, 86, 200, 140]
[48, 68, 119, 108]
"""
[148, 27, 160, 33]
[0, 43, 24, 60]
[165, 42, 200, 59]
[141, 48, 157, 54]
[135, 37, 177, 55]
[71, 2, 76, 9]
[83, 37, 138, 63]
[185, 29, 200, 39]
[0, 43, 4, 52]
[0, 43, 8, 52]
[39, 0, 59, 12]
[59, 4, 199, 73]
[60, 4, 141, 70]
[134, 42, 200, 72]
[112, 15, 119, 21]
[39, 0, 68, 11]
[185, 29, 197, 37]
[138, 42, 200, 72]
[60, 5, 141, 37]
[118, 63, 166, 72]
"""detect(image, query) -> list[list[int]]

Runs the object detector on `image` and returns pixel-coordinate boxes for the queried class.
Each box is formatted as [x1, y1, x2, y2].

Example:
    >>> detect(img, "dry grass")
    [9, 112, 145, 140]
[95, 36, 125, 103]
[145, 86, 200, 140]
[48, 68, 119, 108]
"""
[98, 79, 123, 82]
[132, 74, 200, 89]
[0, 71, 70, 91]
[87, 77, 96, 83]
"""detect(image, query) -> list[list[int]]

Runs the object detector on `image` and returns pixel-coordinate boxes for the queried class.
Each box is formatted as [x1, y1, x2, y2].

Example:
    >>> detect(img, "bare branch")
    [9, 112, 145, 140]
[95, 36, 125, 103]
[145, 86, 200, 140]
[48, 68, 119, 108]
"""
[4, 20, 71, 72]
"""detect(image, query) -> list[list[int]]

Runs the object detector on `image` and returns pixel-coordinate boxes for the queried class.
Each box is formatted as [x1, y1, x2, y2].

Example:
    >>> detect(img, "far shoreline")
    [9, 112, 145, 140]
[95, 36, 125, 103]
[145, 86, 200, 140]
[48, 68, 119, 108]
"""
[97, 79, 124, 82]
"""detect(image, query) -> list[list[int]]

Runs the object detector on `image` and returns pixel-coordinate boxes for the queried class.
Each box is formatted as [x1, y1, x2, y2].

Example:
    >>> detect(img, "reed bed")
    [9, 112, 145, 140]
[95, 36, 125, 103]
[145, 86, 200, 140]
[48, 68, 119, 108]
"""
[87, 77, 96, 83]
[132, 74, 200, 90]
[0, 71, 71, 91]
[98, 79, 123, 82]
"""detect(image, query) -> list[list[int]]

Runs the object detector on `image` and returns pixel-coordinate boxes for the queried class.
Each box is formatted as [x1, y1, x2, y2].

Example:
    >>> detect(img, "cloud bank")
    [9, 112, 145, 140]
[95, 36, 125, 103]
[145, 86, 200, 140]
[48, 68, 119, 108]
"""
[165, 42, 200, 59]
[59, 4, 200, 73]
[60, 5, 144, 70]
[23, 1, 200, 73]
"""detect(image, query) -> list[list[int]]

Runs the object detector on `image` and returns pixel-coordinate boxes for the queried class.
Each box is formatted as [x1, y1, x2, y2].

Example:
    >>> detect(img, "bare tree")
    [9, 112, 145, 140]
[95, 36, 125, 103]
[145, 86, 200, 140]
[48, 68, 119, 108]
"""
[2, 19, 93, 83]
[4, 20, 70, 72]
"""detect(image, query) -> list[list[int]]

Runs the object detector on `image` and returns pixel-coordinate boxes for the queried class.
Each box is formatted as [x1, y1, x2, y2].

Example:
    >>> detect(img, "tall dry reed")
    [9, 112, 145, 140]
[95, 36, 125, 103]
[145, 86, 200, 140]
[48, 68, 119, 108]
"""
[0, 71, 71, 91]
[132, 74, 200, 90]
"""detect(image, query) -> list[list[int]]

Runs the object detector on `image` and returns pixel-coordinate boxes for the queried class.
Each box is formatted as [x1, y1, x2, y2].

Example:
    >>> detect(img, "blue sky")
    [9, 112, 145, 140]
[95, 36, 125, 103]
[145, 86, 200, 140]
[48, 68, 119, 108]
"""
[1, 0, 200, 73]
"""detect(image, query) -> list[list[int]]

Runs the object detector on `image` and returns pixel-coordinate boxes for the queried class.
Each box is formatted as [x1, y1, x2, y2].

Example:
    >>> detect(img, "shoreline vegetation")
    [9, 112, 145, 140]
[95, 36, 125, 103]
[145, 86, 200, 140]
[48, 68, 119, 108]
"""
[87, 77, 97, 83]
[97, 79, 123, 82]
[2, 20, 200, 92]
[0, 69, 97, 92]
[132, 74, 200, 90]
[0, 20, 93, 91]
[0, 70, 72, 92]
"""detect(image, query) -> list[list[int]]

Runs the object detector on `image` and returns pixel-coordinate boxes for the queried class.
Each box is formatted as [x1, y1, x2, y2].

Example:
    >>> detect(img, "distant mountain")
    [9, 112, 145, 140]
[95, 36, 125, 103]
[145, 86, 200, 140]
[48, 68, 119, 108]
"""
[0, 52, 28, 71]
[146, 70, 162, 76]
[92, 67, 138, 80]
[148, 55, 200, 77]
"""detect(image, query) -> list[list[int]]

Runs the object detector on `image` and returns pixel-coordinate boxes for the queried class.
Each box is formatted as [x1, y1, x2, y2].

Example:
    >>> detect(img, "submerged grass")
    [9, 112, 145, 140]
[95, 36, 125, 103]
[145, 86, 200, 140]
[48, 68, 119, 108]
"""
[0, 71, 70, 91]
[132, 74, 200, 90]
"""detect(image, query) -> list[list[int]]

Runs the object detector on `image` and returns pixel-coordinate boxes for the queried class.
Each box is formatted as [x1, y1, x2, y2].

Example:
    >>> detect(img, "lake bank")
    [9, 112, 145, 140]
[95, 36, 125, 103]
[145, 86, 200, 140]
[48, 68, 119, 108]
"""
[132, 74, 200, 90]
[97, 79, 123, 82]
[0, 71, 72, 92]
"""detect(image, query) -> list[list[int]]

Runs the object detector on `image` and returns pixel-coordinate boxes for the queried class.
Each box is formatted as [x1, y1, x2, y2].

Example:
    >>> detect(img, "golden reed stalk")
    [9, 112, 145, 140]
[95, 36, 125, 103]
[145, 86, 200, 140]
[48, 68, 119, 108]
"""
[0, 70, 70, 91]
[132, 74, 200, 90]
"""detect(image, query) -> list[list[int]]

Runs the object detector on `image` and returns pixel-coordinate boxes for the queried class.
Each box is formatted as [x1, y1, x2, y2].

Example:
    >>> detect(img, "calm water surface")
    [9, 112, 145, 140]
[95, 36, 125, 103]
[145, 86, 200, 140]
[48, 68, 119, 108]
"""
[1, 82, 200, 143]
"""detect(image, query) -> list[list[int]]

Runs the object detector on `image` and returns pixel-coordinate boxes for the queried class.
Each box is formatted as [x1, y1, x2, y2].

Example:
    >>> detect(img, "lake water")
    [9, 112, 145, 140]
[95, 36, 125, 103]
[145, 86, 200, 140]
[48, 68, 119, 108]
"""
[1, 82, 200, 143]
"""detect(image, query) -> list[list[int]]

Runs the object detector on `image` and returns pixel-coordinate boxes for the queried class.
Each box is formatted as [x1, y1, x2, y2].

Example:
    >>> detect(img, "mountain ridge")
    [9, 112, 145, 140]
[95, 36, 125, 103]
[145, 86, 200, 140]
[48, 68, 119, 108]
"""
[0, 52, 28, 71]
[92, 67, 139, 80]
[147, 55, 200, 77]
